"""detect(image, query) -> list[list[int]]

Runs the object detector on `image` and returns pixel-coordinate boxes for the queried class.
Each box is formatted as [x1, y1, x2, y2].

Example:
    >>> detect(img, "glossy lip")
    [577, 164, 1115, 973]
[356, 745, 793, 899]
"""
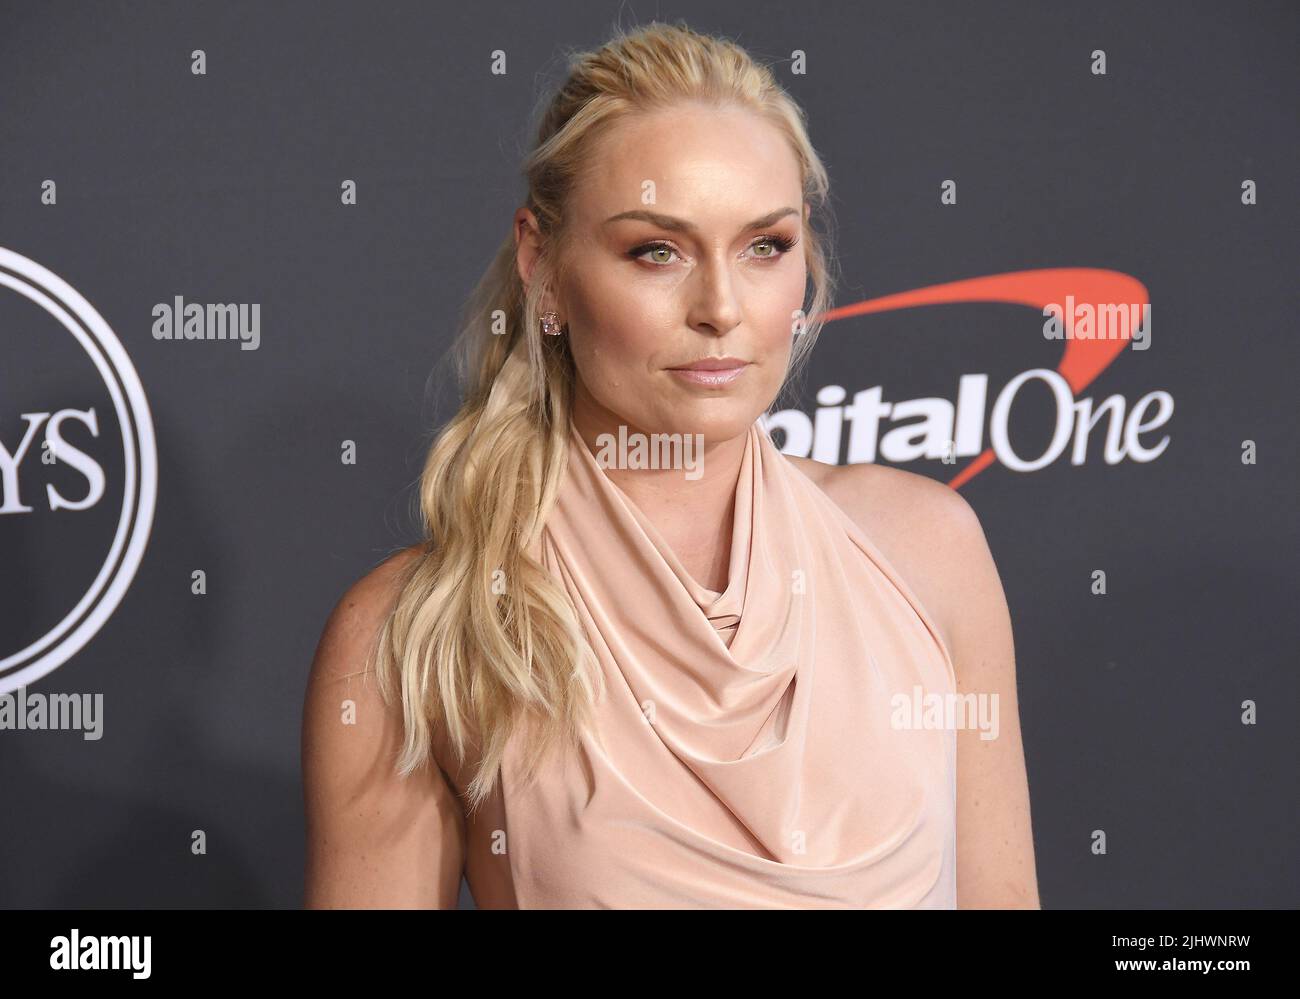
[667, 359, 749, 387]
[670, 355, 749, 371]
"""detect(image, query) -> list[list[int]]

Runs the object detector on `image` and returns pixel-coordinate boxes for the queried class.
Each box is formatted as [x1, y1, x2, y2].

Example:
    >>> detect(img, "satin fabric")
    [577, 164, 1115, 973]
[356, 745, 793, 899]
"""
[501, 417, 958, 908]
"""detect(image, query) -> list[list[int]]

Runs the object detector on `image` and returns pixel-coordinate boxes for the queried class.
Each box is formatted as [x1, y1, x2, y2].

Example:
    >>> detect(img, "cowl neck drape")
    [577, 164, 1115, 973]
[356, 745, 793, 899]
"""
[501, 417, 958, 908]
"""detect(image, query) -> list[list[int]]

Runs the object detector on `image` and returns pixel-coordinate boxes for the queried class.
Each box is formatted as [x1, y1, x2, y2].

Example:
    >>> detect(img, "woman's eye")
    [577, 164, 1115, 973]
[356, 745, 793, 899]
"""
[628, 235, 796, 267]
[632, 243, 680, 265]
[748, 235, 796, 259]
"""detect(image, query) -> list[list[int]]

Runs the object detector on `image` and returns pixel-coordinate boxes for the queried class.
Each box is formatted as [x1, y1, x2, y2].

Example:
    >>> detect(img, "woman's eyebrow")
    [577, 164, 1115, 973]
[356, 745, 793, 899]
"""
[602, 207, 799, 233]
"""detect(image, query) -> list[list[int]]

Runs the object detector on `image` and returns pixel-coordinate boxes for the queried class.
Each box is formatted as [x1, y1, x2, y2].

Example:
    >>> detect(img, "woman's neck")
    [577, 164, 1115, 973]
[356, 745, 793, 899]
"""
[568, 404, 749, 593]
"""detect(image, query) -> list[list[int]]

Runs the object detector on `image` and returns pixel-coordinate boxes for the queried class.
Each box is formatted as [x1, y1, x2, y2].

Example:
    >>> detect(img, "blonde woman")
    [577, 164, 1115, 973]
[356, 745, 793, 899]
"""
[302, 21, 1039, 909]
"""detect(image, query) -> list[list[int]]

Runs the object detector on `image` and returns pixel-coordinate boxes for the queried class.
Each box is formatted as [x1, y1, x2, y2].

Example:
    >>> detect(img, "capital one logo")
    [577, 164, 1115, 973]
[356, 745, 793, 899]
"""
[768, 268, 1167, 487]
[0, 247, 157, 695]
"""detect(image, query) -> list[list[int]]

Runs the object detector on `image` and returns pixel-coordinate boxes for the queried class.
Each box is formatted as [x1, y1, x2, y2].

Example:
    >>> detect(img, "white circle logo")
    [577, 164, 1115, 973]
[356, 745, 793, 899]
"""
[0, 247, 157, 694]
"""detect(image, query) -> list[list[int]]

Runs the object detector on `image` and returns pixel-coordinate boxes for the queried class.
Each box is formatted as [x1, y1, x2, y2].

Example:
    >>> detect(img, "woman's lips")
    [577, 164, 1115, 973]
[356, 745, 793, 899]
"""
[667, 363, 749, 387]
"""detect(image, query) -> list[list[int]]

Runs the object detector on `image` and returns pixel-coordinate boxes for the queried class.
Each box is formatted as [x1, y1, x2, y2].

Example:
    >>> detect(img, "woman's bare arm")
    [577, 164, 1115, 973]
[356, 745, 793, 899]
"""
[302, 548, 466, 908]
[933, 491, 1040, 909]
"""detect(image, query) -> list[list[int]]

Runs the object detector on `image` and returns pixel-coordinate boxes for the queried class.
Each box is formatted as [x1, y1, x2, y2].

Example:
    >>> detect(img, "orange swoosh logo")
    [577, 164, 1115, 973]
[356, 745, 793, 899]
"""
[816, 268, 1150, 488]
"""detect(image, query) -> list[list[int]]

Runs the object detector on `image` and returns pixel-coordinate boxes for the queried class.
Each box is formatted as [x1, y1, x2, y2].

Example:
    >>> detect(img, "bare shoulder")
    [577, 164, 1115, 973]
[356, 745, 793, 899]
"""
[783, 452, 978, 542]
[310, 543, 427, 681]
[302, 541, 463, 909]
[783, 454, 986, 659]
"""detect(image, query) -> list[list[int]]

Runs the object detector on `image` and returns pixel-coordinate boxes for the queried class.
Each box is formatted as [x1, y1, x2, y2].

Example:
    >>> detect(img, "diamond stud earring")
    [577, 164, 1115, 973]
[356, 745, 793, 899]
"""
[540, 311, 564, 336]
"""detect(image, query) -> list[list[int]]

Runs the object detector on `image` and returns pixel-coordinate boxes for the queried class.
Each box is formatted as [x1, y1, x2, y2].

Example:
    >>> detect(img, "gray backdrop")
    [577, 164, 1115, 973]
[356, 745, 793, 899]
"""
[1, 0, 1296, 909]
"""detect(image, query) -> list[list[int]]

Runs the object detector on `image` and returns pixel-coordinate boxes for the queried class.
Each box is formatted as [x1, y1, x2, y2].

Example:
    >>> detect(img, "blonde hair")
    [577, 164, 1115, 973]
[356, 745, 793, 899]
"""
[373, 20, 839, 813]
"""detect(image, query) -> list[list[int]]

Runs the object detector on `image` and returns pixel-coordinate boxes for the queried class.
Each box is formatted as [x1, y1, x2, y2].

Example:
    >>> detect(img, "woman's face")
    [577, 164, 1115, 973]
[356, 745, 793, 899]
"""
[517, 103, 809, 445]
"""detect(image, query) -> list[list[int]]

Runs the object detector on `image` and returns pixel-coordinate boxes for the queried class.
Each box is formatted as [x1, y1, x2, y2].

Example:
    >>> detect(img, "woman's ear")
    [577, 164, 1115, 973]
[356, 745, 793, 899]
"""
[514, 208, 563, 317]
[513, 207, 544, 290]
